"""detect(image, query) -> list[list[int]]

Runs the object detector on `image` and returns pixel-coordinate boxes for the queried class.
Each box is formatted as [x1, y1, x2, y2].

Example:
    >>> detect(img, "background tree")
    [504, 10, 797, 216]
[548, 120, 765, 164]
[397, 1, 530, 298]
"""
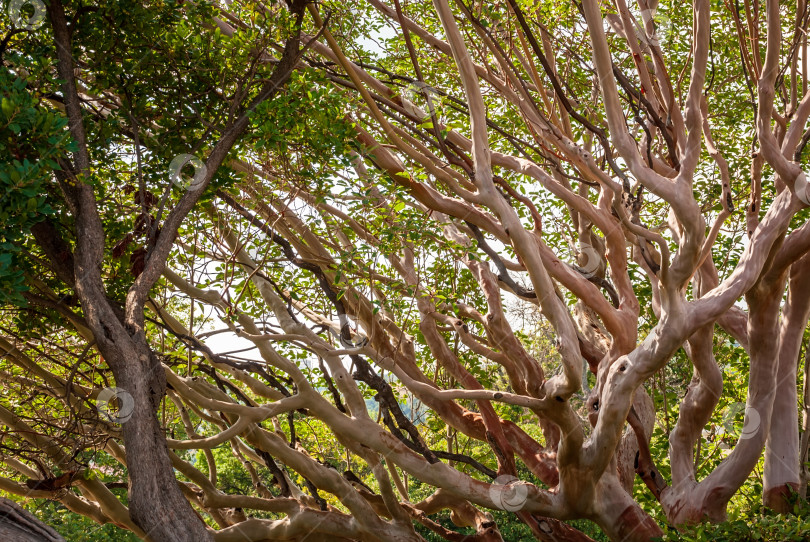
[2, 0, 810, 541]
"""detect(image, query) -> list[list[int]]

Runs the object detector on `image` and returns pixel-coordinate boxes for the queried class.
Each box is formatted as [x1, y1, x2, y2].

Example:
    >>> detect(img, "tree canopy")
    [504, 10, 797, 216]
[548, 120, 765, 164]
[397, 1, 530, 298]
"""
[3, 0, 810, 540]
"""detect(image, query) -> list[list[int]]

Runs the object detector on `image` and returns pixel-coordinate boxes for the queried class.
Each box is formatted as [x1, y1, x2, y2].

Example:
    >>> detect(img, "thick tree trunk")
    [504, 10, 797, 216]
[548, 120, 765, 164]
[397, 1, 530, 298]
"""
[107, 340, 212, 541]
[44, 0, 304, 534]
[763, 358, 800, 512]
[46, 1, 215, 537]
[0, 498, 64, 542]
[592, 473, 663, 542]
[661, 265, 789, 524]
[763, 256, 810, 511]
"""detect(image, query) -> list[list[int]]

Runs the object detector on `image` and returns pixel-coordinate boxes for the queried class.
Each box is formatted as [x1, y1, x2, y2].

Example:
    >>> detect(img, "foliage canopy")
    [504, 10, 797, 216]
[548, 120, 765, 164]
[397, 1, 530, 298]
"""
[2, 0, 810, 540]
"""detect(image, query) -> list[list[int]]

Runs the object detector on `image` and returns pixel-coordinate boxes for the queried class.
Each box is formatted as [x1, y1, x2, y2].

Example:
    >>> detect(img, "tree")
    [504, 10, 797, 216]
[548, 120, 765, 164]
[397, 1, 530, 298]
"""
[2, 0, 810, 540]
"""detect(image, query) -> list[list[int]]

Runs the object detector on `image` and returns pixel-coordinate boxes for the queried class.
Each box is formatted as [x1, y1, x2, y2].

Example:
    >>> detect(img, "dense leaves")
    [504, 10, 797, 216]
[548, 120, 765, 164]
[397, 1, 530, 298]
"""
[2, 0, 810, 541]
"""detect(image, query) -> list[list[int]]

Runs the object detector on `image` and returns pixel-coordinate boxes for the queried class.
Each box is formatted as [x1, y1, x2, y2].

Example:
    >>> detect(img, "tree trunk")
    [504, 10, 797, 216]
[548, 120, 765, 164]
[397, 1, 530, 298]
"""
[107, 340, 212, 541]
[592, 473, 663, 541]
[0, 498, 64, 542]
[763, 256, 810, 511]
